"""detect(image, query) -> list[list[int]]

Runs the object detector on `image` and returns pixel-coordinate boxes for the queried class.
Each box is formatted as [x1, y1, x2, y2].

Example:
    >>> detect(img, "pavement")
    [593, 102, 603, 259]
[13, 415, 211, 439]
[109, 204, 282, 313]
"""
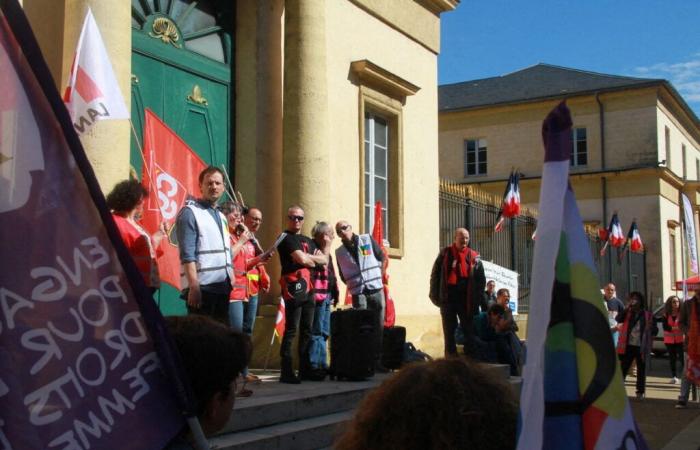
[625, 356, 700, 450]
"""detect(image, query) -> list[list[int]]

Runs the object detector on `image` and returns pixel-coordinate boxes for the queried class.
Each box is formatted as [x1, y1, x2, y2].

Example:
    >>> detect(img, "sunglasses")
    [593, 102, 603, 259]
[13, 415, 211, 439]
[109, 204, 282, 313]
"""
[288, 215, 304, 222]
[339, 225, 350, 231]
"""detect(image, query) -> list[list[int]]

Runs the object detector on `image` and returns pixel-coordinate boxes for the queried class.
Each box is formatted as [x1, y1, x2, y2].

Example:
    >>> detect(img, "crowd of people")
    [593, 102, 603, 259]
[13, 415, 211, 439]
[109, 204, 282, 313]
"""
[604, 282, 700, 407]
[107, 166, 389, 389]
[105, 170, 700, 447]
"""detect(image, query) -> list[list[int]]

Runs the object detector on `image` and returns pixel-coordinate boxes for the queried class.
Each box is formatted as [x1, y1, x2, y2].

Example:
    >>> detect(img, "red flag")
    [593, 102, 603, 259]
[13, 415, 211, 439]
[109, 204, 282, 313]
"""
[495, 170, 521, 232]
[274, 298, 286, 340]
[372, 201, 395, 327]
[140, 109, 207, 289]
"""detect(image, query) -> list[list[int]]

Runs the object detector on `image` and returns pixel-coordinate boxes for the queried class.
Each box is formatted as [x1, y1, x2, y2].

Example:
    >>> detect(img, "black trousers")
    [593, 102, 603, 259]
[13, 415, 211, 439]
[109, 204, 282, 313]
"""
[441, 282, 476, 357]
[280, 291, 315, 374]
[666, 343, 684, 378]
[619, 345, 646, 394]
[186, 290, 230, 326]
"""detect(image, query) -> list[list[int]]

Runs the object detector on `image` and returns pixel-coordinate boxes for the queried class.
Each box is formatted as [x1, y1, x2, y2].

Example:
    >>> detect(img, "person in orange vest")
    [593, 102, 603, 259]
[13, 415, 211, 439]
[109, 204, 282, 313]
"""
[660, 295, 684, 384]
[241, 207, 271, 385]
[676, 291, 700, 409]
[220, 201, 255, 397]
[106, 179, 167, 294]
[615, 291, 656, 400]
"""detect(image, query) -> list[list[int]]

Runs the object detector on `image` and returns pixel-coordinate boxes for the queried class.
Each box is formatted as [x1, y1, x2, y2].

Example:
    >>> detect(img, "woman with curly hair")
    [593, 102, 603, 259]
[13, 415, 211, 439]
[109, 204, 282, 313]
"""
[334, 358, 517, 450]
[660, 295, 684, 384]
[615, 291, 656, 400]
[106, 179, 166, 293]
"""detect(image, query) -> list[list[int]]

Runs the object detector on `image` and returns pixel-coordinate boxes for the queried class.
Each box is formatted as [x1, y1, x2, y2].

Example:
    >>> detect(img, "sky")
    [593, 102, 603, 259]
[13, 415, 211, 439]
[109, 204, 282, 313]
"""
[439, 1, 700, 115]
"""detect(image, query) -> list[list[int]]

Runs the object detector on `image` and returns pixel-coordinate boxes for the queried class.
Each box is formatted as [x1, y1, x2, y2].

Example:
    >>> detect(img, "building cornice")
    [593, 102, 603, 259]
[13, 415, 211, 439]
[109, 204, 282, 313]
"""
[416, 0, 459, 14]
[351, 60, 420, 100]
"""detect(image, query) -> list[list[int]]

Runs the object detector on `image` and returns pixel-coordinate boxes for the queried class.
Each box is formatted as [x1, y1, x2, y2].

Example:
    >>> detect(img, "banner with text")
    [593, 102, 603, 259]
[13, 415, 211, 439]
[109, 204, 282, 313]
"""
[482, 260, 519, 314]
[0, 5, 183, 449]
[682, 193, 698, 275]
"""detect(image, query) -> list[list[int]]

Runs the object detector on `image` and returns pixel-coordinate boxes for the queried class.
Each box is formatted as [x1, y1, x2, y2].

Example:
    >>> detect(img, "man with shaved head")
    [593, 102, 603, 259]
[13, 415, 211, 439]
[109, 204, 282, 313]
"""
[430, 228, 486, 357]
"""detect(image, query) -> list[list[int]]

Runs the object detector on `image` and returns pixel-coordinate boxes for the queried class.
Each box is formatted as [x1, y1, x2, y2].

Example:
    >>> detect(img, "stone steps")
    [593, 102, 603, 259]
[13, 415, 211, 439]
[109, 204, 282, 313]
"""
[209, 364, 520, 450]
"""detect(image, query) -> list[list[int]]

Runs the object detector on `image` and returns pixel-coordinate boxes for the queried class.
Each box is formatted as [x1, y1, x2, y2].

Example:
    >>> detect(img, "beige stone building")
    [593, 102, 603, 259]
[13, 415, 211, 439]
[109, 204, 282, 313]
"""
[439, 63, 700, 306]
[20, 0, 458, 359]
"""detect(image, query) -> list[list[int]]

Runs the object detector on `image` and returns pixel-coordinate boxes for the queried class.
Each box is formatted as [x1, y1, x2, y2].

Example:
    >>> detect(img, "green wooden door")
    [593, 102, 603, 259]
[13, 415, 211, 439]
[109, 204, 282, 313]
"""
[131, 1, 233, 315]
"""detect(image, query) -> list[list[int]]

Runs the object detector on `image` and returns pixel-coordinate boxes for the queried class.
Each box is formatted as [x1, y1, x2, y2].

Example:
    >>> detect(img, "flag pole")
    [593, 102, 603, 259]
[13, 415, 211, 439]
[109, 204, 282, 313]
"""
[263, 329, 277, 372]
[219, 164, 238, 203]
[680, 191, 687, 300]
[128, 117, 168, 229]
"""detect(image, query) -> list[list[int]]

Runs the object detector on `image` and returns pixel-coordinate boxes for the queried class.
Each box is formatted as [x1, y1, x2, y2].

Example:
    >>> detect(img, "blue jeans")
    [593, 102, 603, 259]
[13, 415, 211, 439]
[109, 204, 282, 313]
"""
[228, 300, 249, 376]
[243, 295, 259, 336]
[309, 296, 331, 369]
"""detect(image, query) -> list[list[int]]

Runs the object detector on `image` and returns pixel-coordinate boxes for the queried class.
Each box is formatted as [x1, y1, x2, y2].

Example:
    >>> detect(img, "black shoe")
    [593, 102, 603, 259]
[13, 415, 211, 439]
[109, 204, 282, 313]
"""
[279, 373, 301, 384]
[300, 369, 327, 381]
[374, 363, 390, 374]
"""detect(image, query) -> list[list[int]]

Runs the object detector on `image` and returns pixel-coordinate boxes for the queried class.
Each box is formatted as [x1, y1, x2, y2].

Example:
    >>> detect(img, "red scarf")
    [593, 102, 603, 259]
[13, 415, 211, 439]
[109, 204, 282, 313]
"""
[446, 244, 472, 285]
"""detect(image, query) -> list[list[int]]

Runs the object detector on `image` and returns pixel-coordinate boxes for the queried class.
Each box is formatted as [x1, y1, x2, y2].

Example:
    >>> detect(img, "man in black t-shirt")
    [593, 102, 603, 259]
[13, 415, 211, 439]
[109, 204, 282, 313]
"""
[603, 283, 625, 315]
[277, 205, 329, 384]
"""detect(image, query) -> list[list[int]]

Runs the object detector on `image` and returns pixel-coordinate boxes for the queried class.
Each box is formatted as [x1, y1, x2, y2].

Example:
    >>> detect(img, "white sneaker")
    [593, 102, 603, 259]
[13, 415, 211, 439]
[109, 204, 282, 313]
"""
[670, 377, 679, 384]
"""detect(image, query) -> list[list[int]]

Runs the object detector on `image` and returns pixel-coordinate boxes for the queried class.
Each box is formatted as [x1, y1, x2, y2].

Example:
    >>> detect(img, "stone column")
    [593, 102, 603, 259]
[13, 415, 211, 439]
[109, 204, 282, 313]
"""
[282, 0, 330, 232]
[63, 0, 131, 192]
[255, 0, 284, 298]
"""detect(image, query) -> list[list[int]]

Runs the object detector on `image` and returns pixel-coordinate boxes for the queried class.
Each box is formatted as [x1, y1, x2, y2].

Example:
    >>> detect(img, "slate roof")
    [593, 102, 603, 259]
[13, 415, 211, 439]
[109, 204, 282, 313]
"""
[439, 63, 664, 112]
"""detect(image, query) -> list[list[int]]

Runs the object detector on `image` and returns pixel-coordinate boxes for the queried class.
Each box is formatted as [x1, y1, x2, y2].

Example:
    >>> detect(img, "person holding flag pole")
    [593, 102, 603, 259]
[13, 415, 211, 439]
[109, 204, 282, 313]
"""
[517, 101, 647, 449]
[0, 1, 218, 448]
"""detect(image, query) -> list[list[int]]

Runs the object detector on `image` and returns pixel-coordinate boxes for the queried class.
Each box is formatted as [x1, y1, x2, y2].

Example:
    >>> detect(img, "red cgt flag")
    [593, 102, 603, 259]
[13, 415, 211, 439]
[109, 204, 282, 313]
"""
[140, 109, 206, 289]
[371, 201, 395, 328]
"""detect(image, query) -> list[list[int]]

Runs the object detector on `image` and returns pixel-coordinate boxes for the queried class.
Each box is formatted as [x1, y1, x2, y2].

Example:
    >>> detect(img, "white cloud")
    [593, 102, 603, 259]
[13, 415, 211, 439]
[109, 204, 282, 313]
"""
[632, 54, 700, 115]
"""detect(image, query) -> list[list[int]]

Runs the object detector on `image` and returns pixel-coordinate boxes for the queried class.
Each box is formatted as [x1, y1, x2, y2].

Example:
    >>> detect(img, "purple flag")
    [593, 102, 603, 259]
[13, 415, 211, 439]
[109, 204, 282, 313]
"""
[0, 2, 186, 449]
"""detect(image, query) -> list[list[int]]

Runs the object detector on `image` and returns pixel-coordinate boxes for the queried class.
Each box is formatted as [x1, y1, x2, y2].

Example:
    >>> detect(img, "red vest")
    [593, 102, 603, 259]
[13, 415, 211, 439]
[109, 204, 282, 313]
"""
[229, 235, 248, 301]
[663, 314, 683, 344]
[616, 309, 652, 356]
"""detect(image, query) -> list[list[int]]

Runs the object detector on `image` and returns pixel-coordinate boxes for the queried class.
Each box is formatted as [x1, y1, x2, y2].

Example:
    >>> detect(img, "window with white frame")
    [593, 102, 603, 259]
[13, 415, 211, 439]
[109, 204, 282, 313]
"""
[464, 139, 487, 176]
[571, 127, 587, 167]
[364, 112, 389, 242]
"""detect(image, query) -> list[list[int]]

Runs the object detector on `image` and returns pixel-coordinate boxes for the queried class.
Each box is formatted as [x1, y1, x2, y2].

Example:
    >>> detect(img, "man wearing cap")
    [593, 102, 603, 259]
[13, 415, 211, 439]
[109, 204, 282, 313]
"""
[335, 220, 387, 372]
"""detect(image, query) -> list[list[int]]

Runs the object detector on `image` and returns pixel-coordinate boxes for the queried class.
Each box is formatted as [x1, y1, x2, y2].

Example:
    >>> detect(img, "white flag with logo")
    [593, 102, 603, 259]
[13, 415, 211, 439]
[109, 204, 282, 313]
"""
[682, 193, 698, 274]
[63, 8, 129, 135]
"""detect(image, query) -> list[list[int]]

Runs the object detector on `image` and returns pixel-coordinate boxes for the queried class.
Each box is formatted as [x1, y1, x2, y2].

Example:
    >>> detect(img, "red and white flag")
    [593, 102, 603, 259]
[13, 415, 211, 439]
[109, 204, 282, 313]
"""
[495, 170, 521, 232]
[608, 213, 625, 247]
[600, 213, 625, 256]
[63, 8, 128, 135]
[628, 221, 643, 253]
[140, 109, 206, 289]
[274, 298, 286, 341]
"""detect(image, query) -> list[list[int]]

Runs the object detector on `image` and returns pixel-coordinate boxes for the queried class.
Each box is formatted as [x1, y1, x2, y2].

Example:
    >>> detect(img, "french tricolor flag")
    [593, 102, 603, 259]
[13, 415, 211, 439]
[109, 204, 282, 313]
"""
[494, 169, 521, 232]
[608, 213, 625, 247]
[628, 220, 643, 252]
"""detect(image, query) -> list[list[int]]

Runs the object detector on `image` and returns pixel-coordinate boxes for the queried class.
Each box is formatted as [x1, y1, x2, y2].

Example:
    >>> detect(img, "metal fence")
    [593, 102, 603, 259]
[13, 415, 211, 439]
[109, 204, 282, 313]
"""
[439, 179, 646, 313]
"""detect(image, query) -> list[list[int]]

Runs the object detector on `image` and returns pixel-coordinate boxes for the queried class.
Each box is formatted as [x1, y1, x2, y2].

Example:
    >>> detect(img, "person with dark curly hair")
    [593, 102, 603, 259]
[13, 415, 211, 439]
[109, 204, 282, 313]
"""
[334, 357, 517, 450]
[164, 315, 252, 449]
[659, 295, 684, 384]
[615, 291, 656, 400]
[106, 179, 167, 292]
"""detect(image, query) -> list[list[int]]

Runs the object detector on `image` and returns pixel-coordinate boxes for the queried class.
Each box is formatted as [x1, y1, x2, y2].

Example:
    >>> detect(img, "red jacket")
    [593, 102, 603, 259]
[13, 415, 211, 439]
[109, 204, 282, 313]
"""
[112, 214, 161, 288]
